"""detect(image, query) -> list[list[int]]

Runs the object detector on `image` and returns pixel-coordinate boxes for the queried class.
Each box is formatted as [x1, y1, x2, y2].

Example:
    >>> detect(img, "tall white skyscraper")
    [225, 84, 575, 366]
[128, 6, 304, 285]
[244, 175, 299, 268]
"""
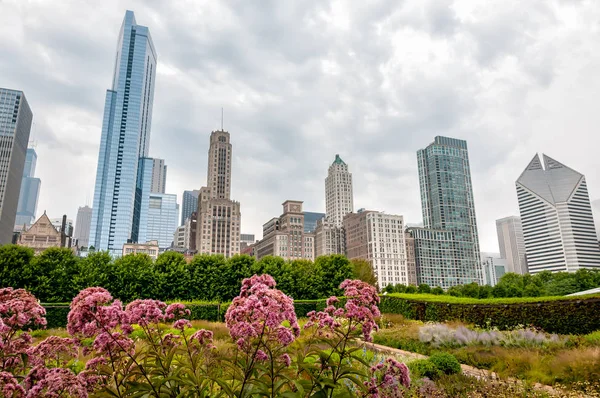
[516, 154, 600, 273]
[0, 88, 33, 244]
[150, 158, 166, 193]
[74, 205, 93, 248]
[325, 154, 354, 228]
[195, 130, 241, 257]
[496, 216, 528, 274]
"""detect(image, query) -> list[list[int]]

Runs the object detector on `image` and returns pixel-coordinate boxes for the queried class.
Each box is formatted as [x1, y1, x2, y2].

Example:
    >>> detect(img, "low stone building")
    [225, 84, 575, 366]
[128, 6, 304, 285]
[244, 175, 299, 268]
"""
[122, 240, 160, 260]
[17, 212, 74, 254]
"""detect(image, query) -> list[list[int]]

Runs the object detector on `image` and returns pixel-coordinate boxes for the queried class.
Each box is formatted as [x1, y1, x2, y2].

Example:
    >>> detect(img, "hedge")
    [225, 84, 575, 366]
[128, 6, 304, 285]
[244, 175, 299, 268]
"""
[379, 295, 600, 334]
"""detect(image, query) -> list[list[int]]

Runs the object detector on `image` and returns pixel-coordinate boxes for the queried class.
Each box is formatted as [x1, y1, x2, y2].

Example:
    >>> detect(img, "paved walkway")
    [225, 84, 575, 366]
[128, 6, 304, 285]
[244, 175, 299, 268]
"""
[361, 340, 564, 396]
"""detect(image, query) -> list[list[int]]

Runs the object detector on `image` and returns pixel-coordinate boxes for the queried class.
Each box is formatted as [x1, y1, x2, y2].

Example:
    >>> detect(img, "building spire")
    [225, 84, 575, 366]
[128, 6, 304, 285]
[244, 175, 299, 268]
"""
[221, 107, 224, 131]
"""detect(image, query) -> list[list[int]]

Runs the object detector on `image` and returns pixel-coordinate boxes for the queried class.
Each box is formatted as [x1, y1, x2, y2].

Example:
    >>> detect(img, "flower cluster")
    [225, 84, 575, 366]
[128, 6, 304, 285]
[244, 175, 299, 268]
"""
[26, 336, 78, 367]
[225, 274, 300, 350]
[364, 358, 411, 397]
[0, 288, 47, 330]
[306, 279, 380, 342]
[67, 287, 129, 337]
[125, 299, 167, 326]
[0, 371, 25, 397]
[165, 303, 191, 320]
[25, 367, 88, 397]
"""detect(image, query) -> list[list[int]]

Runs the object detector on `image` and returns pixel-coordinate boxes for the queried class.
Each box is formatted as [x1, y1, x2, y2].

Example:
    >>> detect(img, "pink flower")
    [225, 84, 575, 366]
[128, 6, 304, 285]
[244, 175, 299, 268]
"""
[26, 336, 78, 367]
[0, 371, 25, 398]
[280, 353, 291, 367]
[165, 303, 190, 320]
[190, 329, 214, 345]
[25, 368, 87, 398]
[125, 299, 166, 326]
[67, 287, 128, 337]
[172, 319, 192, 331]
[366, 358, 411, 397]
[93, 332, 135, 356]
[255, 349, 268, 361]
[0, 288, 47, 329]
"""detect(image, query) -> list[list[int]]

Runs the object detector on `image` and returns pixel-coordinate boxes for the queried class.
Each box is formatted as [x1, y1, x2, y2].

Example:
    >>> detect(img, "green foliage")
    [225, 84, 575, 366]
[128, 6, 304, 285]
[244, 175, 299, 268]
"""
[30, 248, 81, 302]
[154, 251, 187, 300]
[428, 352, 462, 375]
[44, 305, 71, 329]
[351, 258, 378, 287]
[379, 294, 600, 334]
[0, 244, 35, 290]
[314, 254, 354, 297]
[111, 254, 157, 301]
[408, 359, 441, 379]
[417, 284, 431, 294]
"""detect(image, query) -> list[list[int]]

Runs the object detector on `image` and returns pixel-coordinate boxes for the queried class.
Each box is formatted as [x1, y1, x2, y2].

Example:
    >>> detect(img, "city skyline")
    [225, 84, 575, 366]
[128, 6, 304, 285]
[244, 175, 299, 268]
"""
[3, 2, 600, 253]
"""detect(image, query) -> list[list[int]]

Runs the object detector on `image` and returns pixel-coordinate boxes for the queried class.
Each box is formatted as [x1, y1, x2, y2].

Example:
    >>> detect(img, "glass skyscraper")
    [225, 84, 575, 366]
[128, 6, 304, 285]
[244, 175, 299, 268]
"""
[0, 88, 33, 244]
[90, 11, 157, 254]
[15, 148, 41, 228]
[181, 190, 200, 225]
[146, 193, 178, 250]
[415, 136, 482, 288]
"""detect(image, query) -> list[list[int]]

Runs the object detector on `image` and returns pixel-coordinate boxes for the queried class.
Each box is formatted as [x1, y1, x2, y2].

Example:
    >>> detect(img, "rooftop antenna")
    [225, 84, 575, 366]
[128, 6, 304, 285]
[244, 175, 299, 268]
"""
[221, 107, 224, 131]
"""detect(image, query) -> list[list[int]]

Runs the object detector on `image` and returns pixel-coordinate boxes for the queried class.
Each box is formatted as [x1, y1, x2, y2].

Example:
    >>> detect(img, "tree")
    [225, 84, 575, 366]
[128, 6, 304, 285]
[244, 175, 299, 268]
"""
[350, 259, 378, 288]
[477, 284, 493, 299]
[184, 254, 227, 301]
[417, 284, 431, 294]
[383, 284, 395, 294]
[404, 285, 417, 294]
[77, 251, 115, 290]
[393, 284, 407, 293]
[447, 285, 462, 297]
[253, 256, 295, 297]
[289, 259, 321, 300]
[0, 244, 35, 289]
[31, 248, 80, 302]
[431, 286, 444, 295]
[219, 255, 255, 301]
[314, 255, 353, 298]
[460, 282, 480, 298]
[154, 251, 188, 300]
[112, 254, 157, 302]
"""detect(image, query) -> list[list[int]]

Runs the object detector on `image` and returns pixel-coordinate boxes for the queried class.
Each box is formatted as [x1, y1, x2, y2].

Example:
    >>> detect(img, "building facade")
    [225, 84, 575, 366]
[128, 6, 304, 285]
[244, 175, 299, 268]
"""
[122, 240, 159, 260]
[146, 193, 178, 250]
[195, 131, 241, 257]
[0, 88, 33, 244]
[181, 190, 200, 225]
[481, 254, 507, 287]
[254, 201, 315, 261]
[74, 205, 93, 248]
[496, 216, 528, 274]
[314, 217, 345, 257]
[15, 148, 41, 228]
[303, 211, 325, 233]
[416, 136, 483, 287]
[150, 158, 167, 193]
[516, 154, 600, 273]
[50, 217, 73, 238]
[344, 209, 408, 289]
[17, 213, 73, 254]
[404, 231, 418, 286]
[174, 225, 185, 248]
[90, 11, 157, 255]
[325, 154, 353, 228]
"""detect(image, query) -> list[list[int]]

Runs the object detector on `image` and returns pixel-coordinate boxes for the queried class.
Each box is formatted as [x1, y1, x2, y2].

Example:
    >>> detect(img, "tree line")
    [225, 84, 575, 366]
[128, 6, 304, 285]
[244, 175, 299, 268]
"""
[384, 268, 600, 298]
[0, 245, 377, 303]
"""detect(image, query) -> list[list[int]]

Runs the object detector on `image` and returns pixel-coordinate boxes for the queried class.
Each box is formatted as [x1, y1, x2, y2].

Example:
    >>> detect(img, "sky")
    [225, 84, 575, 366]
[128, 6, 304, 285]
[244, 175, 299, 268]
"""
[2, 0, 600, 252]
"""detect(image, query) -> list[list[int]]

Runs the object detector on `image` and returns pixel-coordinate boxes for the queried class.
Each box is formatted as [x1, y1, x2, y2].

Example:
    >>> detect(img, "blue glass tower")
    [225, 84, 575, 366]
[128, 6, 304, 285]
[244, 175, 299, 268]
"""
[15, 148, 41, 228]
[90, 11, 157, 254]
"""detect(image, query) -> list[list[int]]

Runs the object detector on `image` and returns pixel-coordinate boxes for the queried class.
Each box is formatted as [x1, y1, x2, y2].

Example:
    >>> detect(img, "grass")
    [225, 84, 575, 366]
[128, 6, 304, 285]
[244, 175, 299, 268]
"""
[385, 292, 600, 304]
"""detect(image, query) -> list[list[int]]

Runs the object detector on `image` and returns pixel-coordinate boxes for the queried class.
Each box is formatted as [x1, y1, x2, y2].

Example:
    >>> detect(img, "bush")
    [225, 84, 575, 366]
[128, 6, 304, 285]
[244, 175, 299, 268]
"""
[379, 294, 600, 334]
[408, 359, 441, 379]
[428, 352, 462, 375]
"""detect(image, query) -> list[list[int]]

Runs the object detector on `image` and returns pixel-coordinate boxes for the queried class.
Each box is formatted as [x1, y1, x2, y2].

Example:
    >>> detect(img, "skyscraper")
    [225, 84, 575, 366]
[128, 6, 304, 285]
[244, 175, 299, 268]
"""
[90, 11, 157, 255]
[415, 136, 482, 287]
[325, 154, 353, 228]
[146, 193, 178, 250]
[181, 190, 200, 225]
[15, 148, 41, 228]
[496, 216, 528, 274]
[0, 88, 33, 244]
[195, 130, 241, 257]
[516, 154, 600, 273]
[74, 205, 93, 248]
[150, 158, 166, 193]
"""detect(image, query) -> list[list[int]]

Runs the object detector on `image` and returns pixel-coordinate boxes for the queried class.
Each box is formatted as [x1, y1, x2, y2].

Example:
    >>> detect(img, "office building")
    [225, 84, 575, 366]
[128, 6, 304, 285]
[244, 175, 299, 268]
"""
[315, 217, 345, 257]
[15, 148, 41, 228]
[122, 240, 159, 260]
[174, 225, 185, 248]
[195, 130, 241, 257]
[406, 227, 459, 288]
[416, 136, 483, 287]
[18, 213, 73, 254]
[150, 158, 166, 193]
[496, 216, 527, 274]
[516, 154, 600, 273]
[404, 231, 418, 286]
[254, 201, 315, 261]
[240, 233, 255, 250]
[146, 193, 178, 250]
[344, 209, 408, 289]
[50, 217, 73, 238]
[90, 11, 157, 255]
[303, 211, 325, 233]
[73, 205, 93, 248]
[181, 190, 200, 225]
[481, 254, 506, 287]
[325, 154, 353, 228]
[0, 88, 33, 244]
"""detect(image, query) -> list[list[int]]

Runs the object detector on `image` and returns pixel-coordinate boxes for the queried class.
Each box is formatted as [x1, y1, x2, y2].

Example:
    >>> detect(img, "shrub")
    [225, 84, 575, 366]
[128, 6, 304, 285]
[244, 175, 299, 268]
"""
[408, 359, 441, 379]
[428, 352, 462, 375]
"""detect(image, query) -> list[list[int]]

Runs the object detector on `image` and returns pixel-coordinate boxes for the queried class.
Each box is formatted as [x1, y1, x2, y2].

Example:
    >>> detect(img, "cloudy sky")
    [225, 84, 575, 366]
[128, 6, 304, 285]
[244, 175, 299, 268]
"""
[2, 0, 600, 252]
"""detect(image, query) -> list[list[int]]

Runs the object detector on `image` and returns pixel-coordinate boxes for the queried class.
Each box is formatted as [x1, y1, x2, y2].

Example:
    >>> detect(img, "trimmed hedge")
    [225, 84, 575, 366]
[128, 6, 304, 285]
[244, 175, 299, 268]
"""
[379, 295, 600, 335]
